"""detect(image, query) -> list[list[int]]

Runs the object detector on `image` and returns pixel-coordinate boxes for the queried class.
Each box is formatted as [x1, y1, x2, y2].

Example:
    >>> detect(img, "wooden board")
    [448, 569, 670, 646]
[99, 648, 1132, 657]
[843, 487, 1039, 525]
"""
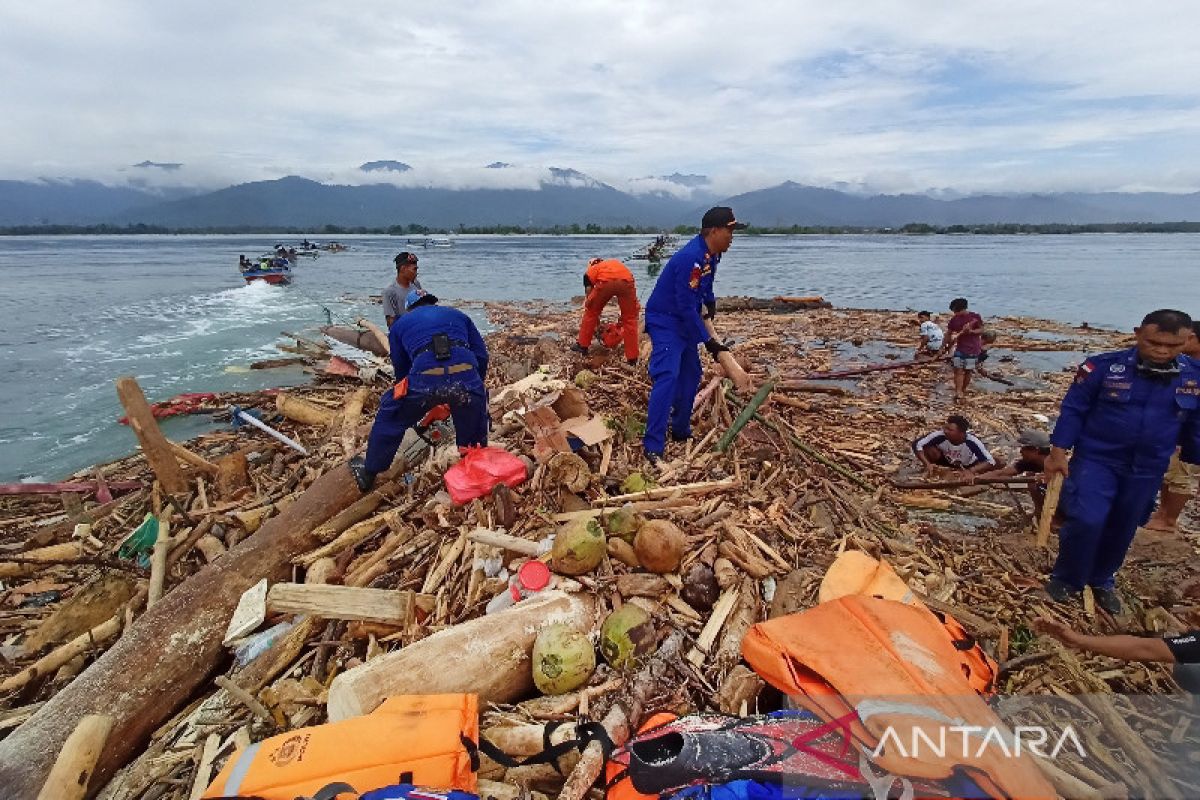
[266, 583, 419, 625]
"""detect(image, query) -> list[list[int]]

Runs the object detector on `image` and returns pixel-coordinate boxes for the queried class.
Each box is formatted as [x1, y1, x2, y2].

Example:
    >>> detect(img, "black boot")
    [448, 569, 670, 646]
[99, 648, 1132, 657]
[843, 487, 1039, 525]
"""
[348, 456, 376, 492]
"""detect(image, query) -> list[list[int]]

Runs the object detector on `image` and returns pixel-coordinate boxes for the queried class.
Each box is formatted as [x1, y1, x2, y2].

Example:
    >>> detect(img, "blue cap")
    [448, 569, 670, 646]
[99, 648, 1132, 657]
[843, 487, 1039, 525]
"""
[404, 288, 437, 310]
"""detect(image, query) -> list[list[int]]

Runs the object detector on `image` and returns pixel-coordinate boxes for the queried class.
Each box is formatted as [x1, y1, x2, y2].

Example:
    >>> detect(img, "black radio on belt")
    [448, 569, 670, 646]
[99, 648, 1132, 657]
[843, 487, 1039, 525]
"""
[431, 332, 452, 360]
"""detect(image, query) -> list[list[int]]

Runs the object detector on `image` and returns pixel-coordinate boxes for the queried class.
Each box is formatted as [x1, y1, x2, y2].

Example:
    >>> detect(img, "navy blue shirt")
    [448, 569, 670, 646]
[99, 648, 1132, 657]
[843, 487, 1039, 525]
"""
[644, 234, 719, 346]
[389, 305, 489, 390]
[1050, 348, 1200, 475]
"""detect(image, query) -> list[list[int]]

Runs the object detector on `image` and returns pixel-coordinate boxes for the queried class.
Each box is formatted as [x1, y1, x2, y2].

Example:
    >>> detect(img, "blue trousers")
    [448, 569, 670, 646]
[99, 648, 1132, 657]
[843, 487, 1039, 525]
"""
[1051, 458, 1161, 590]
[643, 319, 702, 455]
[363, 380, 488, 474]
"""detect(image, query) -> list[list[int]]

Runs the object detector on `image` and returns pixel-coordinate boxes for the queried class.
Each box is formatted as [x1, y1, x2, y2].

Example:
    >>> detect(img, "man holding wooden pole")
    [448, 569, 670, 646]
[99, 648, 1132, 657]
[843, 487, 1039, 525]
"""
[1042, 309, 1200, 613]
[642, 206, 753, 467]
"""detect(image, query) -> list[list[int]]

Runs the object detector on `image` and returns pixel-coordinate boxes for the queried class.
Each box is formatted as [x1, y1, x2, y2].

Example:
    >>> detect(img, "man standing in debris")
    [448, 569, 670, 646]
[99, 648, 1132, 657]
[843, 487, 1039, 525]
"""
[642, 207, 747, 466]
[1144, 319, 1200, 532]
[382, 252, 424, 328]
[944, 298, 985, 400]
[350, 289, 489, 491]
[574, 257, 640, 365]
[1043, 309, 1200, 612]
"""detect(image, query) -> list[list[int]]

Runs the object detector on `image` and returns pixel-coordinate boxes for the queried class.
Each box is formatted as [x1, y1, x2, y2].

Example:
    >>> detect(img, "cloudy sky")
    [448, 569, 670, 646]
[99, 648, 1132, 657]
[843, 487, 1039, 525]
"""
[3, 1, 1199, 196]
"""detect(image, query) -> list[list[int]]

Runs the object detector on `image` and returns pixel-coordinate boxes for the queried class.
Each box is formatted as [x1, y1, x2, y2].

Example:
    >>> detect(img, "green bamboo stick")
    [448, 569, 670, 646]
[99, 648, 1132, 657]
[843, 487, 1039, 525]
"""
[716, 379, 776, 453]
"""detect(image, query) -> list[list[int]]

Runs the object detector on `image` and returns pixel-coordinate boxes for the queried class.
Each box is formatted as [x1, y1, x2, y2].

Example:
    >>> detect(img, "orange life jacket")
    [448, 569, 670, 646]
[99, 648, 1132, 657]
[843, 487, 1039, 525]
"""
[818, 550, 997, 697]
[202, 694, 479, 799]
[586, 259, 634, 284]
[741, 596, 1054, 800]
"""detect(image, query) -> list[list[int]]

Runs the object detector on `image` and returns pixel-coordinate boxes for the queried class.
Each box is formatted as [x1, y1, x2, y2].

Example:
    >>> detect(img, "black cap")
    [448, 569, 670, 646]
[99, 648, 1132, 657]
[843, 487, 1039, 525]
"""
[701, 206, 747, 230]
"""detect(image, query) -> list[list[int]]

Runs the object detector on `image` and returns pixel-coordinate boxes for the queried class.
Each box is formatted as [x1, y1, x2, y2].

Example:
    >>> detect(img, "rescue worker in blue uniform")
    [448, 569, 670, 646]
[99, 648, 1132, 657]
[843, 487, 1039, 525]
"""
[349, 289, 490, 491]
[1044, 308, 1200, 612]
[642, 207, 747, 464]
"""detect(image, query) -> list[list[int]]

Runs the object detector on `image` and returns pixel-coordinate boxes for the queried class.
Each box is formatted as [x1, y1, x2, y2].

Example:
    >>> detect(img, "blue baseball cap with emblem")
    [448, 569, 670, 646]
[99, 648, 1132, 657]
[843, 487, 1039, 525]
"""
[404, 288, 438, 310]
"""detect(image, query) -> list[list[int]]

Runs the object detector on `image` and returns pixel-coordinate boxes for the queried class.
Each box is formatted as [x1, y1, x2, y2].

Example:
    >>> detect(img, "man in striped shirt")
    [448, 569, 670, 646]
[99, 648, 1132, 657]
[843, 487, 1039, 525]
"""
[912, 414, 997, 476]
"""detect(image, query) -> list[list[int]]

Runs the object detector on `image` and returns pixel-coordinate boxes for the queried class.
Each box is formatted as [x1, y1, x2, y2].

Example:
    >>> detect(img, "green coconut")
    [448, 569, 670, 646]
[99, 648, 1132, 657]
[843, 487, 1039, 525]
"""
[603, 505, 646, 543]
[600, 604, 656, 669]
[532, 624, 596, 695]
[620, 471, 655, 495]
[551, 518, 605, 575]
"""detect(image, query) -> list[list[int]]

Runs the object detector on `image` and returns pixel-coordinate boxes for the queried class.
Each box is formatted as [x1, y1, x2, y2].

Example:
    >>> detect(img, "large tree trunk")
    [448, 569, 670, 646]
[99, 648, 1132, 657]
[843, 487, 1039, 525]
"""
[0, 463, 388, 798]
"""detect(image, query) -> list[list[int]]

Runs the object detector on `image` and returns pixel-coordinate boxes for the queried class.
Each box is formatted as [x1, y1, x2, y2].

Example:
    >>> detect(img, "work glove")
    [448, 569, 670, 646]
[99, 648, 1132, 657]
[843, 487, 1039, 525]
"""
[703, 338, 729, 361]
[702, 300, 717, 320]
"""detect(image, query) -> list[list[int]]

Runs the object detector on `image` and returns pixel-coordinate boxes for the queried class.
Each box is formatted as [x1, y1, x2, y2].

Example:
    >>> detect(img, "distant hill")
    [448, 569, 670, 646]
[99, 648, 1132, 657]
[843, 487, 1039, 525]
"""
[109, 175, 694, 229]
[722, 181, 1200, 227]
[0, 179, 186, 225]
[3, 173, 1200, 229]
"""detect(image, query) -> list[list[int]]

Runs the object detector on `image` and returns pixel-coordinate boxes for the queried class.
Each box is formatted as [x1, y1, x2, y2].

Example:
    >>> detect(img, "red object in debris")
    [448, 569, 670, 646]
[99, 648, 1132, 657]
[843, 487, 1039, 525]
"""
[517, 560, 551, 592]
[323, 355, 360, 377]
[443, 446, 528, 506]
[0, 481, 142, 497]
[600, 322, 624, 349]
[117, 392, 220, 425]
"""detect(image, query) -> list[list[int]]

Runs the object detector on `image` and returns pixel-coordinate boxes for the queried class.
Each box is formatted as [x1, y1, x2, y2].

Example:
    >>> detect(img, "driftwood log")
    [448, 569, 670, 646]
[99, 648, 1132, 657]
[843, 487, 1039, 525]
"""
[0, 461, 404, 797]
[320, 325, 389, 357]
[327, 591, 599, 722]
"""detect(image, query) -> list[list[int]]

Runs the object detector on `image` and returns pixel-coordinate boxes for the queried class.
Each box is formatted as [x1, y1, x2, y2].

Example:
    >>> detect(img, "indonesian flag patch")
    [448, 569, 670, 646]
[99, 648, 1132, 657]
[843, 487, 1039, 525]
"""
[1074, 360, 1095, 384]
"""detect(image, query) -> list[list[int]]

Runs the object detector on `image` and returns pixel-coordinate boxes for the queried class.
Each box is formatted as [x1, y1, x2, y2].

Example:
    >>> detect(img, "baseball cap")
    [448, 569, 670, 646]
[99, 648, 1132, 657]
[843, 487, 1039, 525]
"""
[1017, 429, 1050, 449]
[701, 206, 748, 230]
[404, 288, 438, 310]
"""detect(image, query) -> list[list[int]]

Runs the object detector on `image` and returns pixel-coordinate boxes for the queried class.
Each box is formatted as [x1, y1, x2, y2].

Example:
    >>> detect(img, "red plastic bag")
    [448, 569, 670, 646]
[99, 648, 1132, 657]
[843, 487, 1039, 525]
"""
[443, 446, 528, 505]
[600, 322, 624, 348]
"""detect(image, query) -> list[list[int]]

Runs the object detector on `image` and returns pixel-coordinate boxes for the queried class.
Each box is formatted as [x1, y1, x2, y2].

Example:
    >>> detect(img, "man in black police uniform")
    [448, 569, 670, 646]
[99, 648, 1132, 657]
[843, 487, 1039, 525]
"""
[1043, 309, 1200, 613]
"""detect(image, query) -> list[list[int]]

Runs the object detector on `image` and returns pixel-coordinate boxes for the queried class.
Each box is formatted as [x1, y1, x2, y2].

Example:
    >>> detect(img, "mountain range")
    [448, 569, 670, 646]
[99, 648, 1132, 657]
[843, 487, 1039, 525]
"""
[3, 172, 1200, 229]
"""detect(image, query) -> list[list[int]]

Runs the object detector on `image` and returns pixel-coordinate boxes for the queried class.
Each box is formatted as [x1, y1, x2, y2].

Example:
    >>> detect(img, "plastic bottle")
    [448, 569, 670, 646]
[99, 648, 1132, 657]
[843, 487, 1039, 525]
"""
[484, 560, 553, 614]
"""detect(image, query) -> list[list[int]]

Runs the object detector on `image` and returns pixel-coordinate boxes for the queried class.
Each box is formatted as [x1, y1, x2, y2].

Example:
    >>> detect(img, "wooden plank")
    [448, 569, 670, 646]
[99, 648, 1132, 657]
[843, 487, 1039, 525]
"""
[35, 714, 113, 800]
[114, 377, 188, 494]
[224, 579, 269, 644]
[266, 583, 418, 625]
[166, 440, 219, 474]
[1036, 473, 1064, 547]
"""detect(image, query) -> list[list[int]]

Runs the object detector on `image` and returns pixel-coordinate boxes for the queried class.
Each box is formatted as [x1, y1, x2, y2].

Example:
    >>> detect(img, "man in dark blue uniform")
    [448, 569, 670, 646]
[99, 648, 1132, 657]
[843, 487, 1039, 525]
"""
[349, 289, 490, 491]
[642, 207, 747, 464]
[1044, 309, 1200, 612]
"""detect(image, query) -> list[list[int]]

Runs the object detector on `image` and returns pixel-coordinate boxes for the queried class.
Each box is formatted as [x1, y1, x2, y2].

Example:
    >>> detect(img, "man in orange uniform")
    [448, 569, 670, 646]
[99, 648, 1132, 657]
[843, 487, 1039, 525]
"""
[575, 257, 640, 364]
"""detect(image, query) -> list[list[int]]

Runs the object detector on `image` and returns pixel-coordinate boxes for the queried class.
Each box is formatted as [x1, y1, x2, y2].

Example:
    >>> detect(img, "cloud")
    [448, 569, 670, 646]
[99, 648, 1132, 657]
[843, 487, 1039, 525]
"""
[2, 1, 1199, 194]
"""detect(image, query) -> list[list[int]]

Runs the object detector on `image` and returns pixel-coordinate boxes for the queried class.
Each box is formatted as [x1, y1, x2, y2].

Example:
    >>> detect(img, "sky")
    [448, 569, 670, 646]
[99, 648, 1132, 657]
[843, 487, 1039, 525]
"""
[3, 1, 1200, 197]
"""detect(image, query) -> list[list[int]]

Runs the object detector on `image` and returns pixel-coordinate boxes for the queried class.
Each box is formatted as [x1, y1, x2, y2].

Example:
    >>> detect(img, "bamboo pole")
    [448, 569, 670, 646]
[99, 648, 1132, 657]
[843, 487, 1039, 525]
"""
[716, 378, 775, 452]
[1036, 474, 1064, 547]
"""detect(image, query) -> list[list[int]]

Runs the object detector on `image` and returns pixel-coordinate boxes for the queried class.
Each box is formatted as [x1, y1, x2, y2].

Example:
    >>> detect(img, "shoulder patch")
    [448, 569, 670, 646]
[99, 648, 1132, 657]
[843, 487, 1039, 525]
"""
[1075, 361, 1095, 384]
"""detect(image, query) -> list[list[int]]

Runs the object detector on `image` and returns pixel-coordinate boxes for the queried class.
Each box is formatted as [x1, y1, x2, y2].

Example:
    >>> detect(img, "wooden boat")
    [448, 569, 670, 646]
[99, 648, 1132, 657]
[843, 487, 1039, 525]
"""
[240, 257, 293, 285]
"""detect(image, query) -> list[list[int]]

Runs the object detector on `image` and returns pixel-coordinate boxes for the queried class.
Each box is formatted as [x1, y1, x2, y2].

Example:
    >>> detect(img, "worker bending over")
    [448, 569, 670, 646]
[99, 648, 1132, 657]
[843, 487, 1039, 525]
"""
[350, 290, 490, 491]
[575, 257, 640, 364]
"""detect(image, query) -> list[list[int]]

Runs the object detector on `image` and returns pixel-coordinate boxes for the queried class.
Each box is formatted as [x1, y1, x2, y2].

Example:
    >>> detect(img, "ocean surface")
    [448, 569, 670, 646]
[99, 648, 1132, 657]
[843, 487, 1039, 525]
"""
[1, 232, 1197, 482]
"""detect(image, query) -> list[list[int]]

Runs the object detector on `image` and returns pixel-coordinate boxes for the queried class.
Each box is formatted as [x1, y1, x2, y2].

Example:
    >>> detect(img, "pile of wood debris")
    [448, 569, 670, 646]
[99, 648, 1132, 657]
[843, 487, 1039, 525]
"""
[0, 300, 1197, 799]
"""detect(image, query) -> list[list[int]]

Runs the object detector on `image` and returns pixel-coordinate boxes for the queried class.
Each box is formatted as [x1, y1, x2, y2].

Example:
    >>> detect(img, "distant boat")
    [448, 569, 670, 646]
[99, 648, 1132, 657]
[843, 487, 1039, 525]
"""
[405, 236, 454, 248]
[240, 257, 293, 285]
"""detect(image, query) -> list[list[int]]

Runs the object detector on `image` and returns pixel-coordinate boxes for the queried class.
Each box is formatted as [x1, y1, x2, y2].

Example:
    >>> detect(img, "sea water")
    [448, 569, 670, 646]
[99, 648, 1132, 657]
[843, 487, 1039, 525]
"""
[0, 232, 1197, 482]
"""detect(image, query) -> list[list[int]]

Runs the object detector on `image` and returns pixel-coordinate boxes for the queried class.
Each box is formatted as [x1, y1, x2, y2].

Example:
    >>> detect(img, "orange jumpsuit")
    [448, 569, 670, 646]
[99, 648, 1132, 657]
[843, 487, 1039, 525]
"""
[579, 259, 640, 361]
